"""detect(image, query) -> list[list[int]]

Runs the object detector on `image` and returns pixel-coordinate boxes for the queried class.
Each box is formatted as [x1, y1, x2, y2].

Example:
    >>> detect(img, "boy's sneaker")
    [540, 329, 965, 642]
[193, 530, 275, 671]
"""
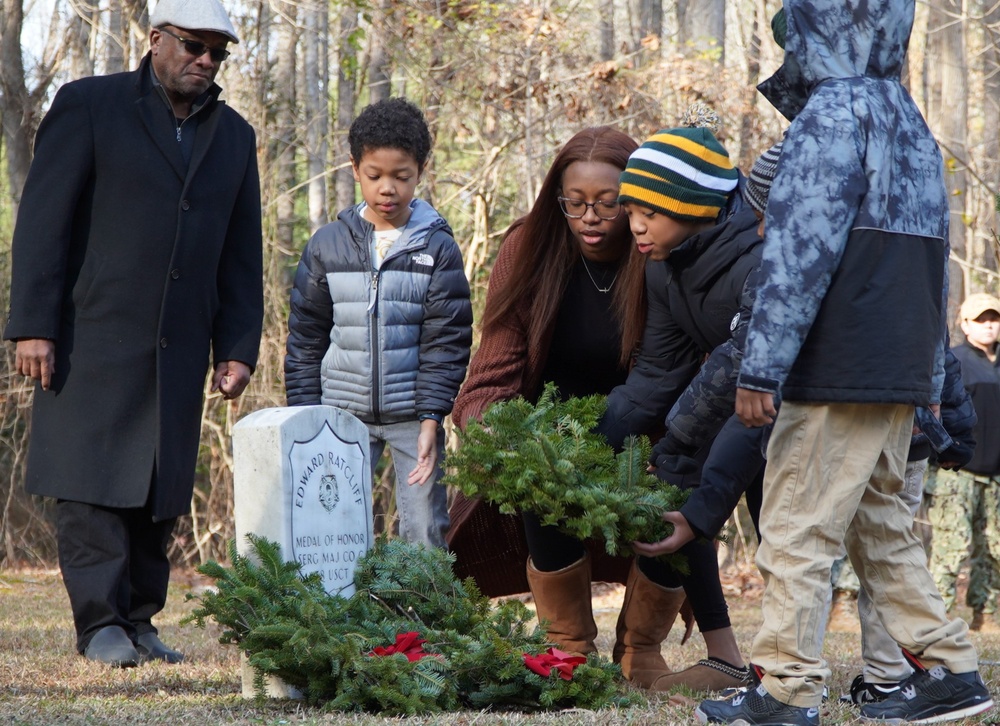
[840, 674, 902, 704]
[696, 682, 820, 726]
[859, 665, 993, 723]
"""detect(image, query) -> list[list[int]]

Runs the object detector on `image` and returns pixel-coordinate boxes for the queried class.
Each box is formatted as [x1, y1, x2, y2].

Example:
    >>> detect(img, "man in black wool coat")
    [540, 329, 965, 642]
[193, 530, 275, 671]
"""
[4, 0, 263, 667]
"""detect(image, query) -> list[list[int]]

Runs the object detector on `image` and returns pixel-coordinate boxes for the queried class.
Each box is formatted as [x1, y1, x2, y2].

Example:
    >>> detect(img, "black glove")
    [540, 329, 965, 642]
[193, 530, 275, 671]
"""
[650, 452, 703, 490]
[934, 438, 975, 471]
[648, 430, 699, 468]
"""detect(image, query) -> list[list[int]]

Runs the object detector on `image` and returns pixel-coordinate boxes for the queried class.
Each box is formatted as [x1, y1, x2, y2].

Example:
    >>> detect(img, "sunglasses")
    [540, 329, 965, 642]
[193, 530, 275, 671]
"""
[159, 27, 230, 63]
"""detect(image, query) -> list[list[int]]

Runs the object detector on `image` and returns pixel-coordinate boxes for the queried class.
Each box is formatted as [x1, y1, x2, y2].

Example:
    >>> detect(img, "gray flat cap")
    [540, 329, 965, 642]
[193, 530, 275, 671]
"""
[150, 0, 239, 44]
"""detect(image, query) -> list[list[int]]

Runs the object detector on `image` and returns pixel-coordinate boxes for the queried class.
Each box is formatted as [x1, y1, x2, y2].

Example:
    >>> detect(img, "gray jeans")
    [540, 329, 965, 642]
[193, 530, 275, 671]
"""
[366, 418, 449, 549]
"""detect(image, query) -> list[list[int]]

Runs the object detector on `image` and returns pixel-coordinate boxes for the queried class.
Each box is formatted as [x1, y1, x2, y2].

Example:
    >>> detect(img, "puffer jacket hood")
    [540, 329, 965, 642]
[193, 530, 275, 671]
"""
[337, 198, 451, 262]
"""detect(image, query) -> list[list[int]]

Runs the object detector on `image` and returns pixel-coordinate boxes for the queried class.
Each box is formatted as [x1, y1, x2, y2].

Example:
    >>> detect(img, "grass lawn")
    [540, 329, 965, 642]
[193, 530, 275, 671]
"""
[2, 564, 999, 724]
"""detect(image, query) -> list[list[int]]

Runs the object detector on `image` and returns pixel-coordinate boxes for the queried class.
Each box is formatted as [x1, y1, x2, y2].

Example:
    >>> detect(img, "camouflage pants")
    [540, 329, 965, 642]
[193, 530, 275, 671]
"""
[926, 467, 1000, 613]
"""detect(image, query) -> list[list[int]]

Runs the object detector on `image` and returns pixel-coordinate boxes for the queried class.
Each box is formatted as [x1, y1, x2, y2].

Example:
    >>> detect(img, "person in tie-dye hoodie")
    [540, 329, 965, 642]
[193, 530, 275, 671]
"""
[696, 1, 993, 725]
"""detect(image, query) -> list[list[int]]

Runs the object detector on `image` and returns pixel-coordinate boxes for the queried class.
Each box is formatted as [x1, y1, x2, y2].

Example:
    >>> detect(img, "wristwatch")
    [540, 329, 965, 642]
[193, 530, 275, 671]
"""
[418, 412, 444, 424]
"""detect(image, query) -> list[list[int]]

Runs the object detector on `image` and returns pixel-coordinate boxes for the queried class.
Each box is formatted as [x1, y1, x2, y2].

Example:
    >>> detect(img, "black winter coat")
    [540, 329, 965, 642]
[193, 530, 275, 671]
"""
[951, 341, 1000, 476]
[4, 54, 264, 520]
[597, 200, 764, 449]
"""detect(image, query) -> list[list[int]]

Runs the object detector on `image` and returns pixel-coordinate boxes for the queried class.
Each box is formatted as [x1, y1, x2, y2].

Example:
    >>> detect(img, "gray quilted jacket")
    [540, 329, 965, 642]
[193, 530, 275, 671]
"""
[285, 199, 472, 423]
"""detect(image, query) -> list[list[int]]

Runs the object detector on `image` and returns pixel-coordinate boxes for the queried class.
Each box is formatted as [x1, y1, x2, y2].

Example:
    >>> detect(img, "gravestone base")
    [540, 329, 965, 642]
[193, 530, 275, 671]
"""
[232, 405, 373, 698]
[240, 656, 304, 699]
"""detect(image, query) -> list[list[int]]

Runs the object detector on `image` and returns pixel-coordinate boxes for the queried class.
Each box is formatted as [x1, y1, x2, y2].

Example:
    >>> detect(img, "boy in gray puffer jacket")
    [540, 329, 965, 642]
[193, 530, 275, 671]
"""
[285, 98, 472, 550]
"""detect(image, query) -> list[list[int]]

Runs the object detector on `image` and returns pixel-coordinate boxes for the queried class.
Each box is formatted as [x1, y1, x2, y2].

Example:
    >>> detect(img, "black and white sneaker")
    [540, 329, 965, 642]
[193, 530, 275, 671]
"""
[718, 665, 828, 703]
[859, 665, 993, 723]
[840, 674, 902, 704]
[697, 682, 820, 726]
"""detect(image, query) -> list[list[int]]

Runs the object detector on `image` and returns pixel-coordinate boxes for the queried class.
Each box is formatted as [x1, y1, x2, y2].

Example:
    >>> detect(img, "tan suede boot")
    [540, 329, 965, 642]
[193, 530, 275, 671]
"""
[646, 657, 750, 693]
[612, 561, 686, 688]
[526, 554, 598, 657]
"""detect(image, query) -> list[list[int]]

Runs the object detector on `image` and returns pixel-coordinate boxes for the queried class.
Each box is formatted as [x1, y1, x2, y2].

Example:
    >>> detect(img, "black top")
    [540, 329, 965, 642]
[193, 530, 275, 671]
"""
[539, 257, 627, 401]
[953, 340, 1000, 476]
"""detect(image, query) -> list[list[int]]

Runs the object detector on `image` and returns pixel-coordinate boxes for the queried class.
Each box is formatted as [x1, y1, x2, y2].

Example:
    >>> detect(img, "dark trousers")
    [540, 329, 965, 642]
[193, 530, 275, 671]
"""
[56, 500, 176, 653]
[522, 511, 732, 633]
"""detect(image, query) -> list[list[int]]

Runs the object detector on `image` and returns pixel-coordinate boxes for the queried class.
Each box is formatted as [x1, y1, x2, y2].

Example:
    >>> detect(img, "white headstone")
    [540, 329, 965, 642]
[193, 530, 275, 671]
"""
[232, 405, 373, 698]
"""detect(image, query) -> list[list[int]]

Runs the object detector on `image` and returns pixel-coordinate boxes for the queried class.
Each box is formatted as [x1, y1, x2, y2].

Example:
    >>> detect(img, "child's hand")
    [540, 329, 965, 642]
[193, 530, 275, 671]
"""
[735, 387, 776, 427]
[407, 419, 439, 486]
[631, 510, 695, 557]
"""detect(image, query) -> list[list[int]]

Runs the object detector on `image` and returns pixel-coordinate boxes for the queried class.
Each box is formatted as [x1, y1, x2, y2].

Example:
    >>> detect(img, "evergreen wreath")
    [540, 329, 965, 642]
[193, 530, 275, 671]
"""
[185, 534, 644, 715]
[443, 384, 689, 571]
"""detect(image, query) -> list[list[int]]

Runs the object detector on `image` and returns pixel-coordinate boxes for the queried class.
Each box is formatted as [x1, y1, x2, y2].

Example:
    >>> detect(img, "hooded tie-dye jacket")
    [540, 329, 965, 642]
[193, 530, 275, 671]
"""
[736, 0, 948, 405]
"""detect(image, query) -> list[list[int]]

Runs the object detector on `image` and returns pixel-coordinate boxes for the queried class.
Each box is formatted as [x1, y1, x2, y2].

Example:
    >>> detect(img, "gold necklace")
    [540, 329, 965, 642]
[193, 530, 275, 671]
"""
[580, 255, 618, 293]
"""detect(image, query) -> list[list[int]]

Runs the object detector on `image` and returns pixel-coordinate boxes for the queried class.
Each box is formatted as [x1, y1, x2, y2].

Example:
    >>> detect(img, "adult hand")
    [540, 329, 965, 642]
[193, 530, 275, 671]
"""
[407, 419, 439, 486]
[211, 360, 252, 400]
[631, 510, 695, 557]
[15, 338, 56, 391]
[736, 387, 776, 427]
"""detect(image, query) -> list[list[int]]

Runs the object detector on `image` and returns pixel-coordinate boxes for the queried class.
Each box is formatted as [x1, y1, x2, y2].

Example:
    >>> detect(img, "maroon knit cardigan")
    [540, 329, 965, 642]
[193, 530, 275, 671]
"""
[447, 227, 630, 596]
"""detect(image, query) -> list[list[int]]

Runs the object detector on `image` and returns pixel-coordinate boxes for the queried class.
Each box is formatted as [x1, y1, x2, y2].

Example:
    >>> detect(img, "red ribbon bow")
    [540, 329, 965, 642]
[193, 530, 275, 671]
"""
[368, 631, 432, 662]
[522, 647, 587, 680]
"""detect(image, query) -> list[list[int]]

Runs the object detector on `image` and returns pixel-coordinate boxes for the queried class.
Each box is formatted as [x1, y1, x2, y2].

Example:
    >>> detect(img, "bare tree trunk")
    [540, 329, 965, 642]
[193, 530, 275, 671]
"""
[333, 3, 357, 213]
[106, 0, 125, 73]
[737, 0, 763, 170]
[599, 0, 614, 60]
[0, 0, 60, 209]
[368, 0, 391, 103]
[0, 0, 32, 211]
[66, 0, 96, 80]
[927, 0, 969, 310]
[677, 0, 725, 63]
[303, 0, 329, 231]
[981, 0, 1000, 247]
[120, 0, 148, 69]
[635, 0, 662, 56]
[273, 4, 299, 251]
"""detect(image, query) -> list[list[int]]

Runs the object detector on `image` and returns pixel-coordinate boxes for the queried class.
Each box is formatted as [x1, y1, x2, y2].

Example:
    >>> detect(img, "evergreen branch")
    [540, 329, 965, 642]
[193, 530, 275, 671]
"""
[444, 384, 689, 570]
[186, 534, 642, 714]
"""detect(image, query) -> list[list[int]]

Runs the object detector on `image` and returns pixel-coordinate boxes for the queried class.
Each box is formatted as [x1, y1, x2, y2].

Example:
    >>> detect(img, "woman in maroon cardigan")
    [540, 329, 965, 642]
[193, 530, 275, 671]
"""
[447, 126, 747, 691]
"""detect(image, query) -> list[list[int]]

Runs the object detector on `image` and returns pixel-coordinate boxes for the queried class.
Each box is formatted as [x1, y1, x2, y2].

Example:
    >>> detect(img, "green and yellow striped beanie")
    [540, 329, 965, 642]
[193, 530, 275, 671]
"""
[618, 127, 738, 221]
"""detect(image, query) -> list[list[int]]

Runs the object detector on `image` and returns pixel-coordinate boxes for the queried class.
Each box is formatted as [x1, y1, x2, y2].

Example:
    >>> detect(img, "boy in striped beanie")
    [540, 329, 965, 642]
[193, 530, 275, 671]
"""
[598, 122, 764, 693]
[742, 140, 783, 219]
[618, 126, 740, 260]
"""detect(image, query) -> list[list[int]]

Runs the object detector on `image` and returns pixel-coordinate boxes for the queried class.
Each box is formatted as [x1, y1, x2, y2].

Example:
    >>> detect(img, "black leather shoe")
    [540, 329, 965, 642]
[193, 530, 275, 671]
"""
[84, 626, 140, 668]
[136, 633, 184, 664]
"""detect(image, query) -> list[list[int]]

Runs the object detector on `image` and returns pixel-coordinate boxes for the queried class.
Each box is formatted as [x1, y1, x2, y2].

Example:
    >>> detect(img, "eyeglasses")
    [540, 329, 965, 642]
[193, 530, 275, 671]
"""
[557, 196, 622, 221]
[159, 27, 230, 63]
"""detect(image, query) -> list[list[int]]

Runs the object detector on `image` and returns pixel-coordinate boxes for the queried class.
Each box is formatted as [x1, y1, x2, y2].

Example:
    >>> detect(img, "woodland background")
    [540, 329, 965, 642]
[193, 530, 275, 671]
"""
[0, 0, 995, 568]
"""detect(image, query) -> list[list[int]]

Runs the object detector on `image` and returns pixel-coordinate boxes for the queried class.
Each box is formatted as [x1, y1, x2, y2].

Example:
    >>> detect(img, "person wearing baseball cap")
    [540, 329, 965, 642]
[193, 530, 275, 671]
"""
[926, 291, 1000, 638]
[5, 0, 262, 668]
